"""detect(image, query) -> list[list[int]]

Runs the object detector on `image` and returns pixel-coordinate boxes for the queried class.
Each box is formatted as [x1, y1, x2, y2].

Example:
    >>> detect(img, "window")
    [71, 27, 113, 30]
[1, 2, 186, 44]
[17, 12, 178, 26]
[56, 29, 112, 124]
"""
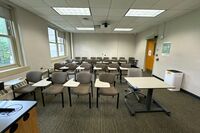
[48, 27, 65, 58]
[0, 6, 16, 68]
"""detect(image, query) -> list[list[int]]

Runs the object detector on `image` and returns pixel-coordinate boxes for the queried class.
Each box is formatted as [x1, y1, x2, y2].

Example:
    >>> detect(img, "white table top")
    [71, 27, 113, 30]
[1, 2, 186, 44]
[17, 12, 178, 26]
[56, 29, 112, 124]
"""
[119, 67, 129, 70]
[32, 78, 52, 87]
[4, 78, 25, 86]
[93, 67, 102, 70]
[95, 79, 110, 88]
[112, 61, 118, 64]
[103, 61, 109, 64]
[72, 61, 79, 63]
[63, 78, 80, 87]
[59, 66, 69, 70]
[108, 67, 117, 70]
[96, 61, 102, 63]
[119, 61, 127, 64]
[76, 66, 85, 70]
[124, 77, 175, 90]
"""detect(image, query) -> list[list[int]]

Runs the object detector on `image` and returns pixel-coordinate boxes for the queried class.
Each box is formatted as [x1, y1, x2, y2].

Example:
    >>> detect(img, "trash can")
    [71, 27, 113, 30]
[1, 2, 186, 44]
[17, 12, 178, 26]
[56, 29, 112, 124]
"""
[164, 70, 183, 91]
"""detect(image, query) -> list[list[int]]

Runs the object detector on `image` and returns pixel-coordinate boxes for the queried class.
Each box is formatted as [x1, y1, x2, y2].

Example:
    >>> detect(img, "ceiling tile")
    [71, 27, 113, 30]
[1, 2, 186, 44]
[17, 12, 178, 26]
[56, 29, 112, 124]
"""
[172, 0, 200, 10]
[152, 0, 184, 9]
[18, 0, 48, 7]
[111, 0, 136, 8]
[89, 0, 111, 8]
[131, 0, 160, 9]
[43, 0, 68, 7]
[108, 9, 127, 17]
[8, 0, 200, 33]
[91, 8, 109, 17]
[65, 0, 89, 7]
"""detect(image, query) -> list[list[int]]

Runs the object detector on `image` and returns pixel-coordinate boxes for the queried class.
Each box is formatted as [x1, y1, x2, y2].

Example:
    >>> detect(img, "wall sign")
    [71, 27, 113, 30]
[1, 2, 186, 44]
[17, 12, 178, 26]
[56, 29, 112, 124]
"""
[162, 42, 171, 56]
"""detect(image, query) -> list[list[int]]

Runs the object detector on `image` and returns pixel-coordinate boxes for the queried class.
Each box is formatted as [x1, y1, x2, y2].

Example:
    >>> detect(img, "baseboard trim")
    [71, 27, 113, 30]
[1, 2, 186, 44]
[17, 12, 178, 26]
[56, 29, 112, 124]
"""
[152, 75, 200, 99]
[180, 89, 200, 99]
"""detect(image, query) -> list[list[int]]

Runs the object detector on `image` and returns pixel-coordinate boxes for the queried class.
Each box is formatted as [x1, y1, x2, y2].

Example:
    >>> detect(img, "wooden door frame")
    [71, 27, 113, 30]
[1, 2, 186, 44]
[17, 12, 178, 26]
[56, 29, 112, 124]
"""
[144, 37, 157, 72]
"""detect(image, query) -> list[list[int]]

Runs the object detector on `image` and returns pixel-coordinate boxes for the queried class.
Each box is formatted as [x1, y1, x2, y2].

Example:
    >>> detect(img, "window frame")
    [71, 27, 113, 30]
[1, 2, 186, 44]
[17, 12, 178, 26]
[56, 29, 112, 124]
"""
[0, 6, 20, 70]
[48, 27, 66, 59]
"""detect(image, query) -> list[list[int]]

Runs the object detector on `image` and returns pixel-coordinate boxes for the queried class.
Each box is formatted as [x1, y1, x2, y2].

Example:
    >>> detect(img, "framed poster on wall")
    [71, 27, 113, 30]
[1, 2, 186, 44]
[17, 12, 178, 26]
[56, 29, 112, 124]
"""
[162, 42, 171, 56]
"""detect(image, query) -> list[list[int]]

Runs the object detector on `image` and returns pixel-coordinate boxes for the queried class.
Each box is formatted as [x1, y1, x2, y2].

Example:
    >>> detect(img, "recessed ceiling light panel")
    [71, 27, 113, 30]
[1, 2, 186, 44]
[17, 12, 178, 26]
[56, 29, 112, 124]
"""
[53, 7, 91, 16]
[76, 27, 94, 31]
[114, 28, 133, 31]
[125, 9, 165, 17]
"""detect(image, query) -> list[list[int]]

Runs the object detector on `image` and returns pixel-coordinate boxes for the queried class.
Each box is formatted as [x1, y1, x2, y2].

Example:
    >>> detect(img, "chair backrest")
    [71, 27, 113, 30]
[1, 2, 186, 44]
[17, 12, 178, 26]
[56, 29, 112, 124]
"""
[81, 63, 92, 70]
[77, 72, 92, 84]
[108, 63, 119, 68]
[91, 57, 96, 60]
[54, 63, 65, 70]
[103, 57, 109, 60]
[119, 57, 125, 59]
[66, 63, 77, 70]
[85, 59, 92, 64]
[99, 73, 115, 84]
[66, 59, 72, 63]
[127, 68, 142, 77]
[82, 57, 87, 60]
[96, 63, 107, 71]
[52, 72, 68, 84]
[75, 57, 81, 60]
[26, 71, 43, 83]
[97, 57, 102, 60]
[121, 63, 131, 68]
[112, 57, 117, 60]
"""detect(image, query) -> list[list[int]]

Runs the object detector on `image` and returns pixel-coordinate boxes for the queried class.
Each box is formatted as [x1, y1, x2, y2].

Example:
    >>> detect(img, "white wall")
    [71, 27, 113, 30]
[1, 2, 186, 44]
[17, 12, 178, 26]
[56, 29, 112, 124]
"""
[15, 6, 51, 70]
[73, 33, 136, 59]
[135, 8, 200, 97]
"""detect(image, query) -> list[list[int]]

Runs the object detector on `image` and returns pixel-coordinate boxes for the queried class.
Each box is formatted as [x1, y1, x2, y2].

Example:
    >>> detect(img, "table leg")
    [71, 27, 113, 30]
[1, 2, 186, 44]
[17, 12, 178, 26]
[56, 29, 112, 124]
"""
[120, 70, 122, 83]
[96, 88, 99, 108]
[146, 89, 153, 110]
[68, 87, 72, 107]
[94, 70, 96, 81]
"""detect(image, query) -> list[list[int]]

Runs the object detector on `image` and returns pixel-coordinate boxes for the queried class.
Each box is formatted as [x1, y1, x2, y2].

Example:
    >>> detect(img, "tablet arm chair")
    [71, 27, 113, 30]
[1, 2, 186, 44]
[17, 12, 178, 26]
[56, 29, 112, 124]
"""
[97, 73, 119, 109]
[69, 72, 92, 108]
[42, 72, 68, 107]
[12, 71, 43, 100]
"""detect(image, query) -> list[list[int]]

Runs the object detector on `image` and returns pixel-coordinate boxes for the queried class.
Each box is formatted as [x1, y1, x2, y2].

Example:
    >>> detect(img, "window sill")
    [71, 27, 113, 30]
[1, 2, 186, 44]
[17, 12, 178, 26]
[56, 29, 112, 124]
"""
[51, 56, 67, 63]
[0, 66, 30, 79]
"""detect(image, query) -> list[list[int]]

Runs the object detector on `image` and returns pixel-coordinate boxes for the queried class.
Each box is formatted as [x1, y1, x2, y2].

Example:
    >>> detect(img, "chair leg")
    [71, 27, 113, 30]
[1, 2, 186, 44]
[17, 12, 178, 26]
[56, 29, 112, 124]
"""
[74, 74, 76, 81]
[91, 81, 93, 97]
[61, 92, 64, 108]
[125, 91, 134, 98]
[13, 92, 16, 99]
[33, 91, 36, 100]
[89, 93, 91, 109]
[12, 86, 16, 99]
[117, 93, 119, 109]
[96, 88, 99, 108]
[41, 93, 45, 107]
[68, 87, 72, 107]
[133, 92, 140, 102]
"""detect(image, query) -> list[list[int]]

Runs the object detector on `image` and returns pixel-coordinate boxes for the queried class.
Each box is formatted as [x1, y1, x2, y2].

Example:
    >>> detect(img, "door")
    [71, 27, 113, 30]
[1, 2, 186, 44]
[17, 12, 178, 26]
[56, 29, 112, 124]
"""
[145, 39, 156, 71]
